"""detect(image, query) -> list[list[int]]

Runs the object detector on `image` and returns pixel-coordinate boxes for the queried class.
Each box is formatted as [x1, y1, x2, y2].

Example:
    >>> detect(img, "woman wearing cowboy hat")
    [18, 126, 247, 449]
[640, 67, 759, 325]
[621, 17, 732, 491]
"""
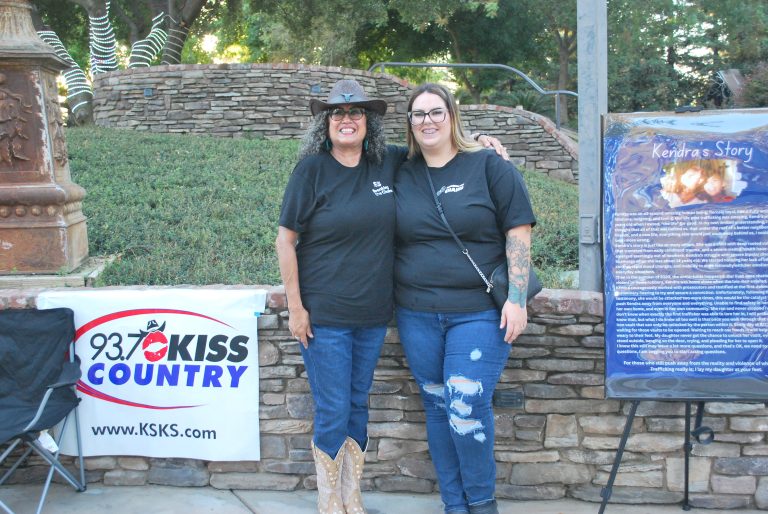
[276, 79, 505, 514]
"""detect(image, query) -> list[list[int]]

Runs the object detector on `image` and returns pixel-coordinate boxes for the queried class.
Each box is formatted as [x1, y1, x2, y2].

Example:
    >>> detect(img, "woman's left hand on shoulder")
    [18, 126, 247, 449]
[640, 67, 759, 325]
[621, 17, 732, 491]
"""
[477, 135, 510, 161]
[499, 300, 527, 343]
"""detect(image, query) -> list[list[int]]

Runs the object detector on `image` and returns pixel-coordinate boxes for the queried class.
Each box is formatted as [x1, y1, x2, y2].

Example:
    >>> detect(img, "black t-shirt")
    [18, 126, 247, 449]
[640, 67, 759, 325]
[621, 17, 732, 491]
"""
[394, 150, 536, 312]
[279, 145, 407, 326]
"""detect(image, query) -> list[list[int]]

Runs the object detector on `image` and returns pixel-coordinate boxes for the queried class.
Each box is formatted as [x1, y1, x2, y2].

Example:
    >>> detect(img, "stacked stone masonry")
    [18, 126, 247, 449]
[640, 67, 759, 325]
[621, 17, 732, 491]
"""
[92, 64, 578, 183]
[3, 287, 768, 509]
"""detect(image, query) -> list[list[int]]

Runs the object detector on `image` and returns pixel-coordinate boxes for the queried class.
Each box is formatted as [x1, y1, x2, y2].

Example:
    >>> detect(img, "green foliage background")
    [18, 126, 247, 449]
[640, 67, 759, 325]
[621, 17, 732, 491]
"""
[35, 0, 768, 128]
[741, 63, 768, 107]
[68, 127, 294, 285]
[66, 127, 578, 288]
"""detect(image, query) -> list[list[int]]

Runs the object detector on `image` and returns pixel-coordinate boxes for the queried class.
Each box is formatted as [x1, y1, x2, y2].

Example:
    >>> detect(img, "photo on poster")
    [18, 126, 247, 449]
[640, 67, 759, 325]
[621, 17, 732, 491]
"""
[659, 158, 745, 208]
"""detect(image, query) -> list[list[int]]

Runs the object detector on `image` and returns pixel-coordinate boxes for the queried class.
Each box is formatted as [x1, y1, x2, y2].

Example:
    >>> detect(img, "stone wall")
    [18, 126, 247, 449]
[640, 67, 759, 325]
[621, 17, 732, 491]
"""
[462, 106, 579, 183]
[91, 64, 578, 183]
[3, 287, 768, 509]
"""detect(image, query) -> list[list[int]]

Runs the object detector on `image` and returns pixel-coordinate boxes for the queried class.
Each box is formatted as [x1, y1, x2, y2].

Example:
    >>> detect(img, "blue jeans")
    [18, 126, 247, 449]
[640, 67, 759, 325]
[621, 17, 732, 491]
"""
[300, 323, 386, 458]
[396, 307, 510, 514]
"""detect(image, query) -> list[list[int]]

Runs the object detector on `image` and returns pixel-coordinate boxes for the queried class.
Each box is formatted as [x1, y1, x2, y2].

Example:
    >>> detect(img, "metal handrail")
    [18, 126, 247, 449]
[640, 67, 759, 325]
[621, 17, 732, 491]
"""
[368, 61, 578, 129]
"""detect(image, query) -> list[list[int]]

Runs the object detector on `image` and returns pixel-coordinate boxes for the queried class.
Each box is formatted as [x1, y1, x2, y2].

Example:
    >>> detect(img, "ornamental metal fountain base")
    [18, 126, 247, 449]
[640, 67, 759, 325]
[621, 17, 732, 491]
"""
[0, 0, 89, 274]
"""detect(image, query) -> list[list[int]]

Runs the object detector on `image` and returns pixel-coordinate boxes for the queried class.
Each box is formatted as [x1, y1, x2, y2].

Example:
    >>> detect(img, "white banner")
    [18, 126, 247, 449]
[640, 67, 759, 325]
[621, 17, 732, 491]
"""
[37, 289, 266, 461]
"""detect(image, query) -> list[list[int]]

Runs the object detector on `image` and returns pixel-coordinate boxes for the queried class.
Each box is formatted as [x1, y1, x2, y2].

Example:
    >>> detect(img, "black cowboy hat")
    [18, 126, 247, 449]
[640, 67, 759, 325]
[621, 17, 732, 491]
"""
[309, 79, 387, 116]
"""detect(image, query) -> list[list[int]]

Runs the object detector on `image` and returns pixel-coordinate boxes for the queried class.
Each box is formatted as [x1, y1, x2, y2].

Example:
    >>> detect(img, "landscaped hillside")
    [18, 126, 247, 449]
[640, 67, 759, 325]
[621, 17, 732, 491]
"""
[66, 127, 578, 288]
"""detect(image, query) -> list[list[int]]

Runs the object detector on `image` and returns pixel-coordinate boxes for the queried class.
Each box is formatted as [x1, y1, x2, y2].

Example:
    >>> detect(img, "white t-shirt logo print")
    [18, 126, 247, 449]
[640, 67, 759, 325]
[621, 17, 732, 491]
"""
[371, 181, 393, 196]
[437, 184, 465, 196]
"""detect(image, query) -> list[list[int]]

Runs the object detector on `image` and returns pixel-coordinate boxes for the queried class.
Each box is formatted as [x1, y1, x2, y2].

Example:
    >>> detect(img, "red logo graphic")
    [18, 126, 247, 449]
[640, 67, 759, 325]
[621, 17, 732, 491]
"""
[141, 320, 168, 362]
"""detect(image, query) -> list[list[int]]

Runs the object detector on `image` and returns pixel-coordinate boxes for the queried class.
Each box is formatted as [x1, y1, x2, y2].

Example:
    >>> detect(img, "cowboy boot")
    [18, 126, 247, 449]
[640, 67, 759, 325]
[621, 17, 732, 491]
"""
[312, 441, 345, 514]
[341, 437, 367, 514]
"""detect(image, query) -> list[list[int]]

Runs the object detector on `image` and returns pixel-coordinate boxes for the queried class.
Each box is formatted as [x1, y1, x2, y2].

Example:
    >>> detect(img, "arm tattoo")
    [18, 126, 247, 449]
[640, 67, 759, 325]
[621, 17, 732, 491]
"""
[506, 235, 530, 307]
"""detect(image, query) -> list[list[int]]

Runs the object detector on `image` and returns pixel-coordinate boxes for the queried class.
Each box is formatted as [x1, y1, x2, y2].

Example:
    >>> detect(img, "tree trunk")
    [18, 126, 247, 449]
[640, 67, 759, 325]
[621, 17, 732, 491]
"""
[129, 11, 168, 67]
[445, 24, 481, 103]
[68, 0, 118, 74]
[29, 2, 44, 29]
[162, 0, 207, 64]
[161, 15, 189, 64]
[555, 28, 575, 125]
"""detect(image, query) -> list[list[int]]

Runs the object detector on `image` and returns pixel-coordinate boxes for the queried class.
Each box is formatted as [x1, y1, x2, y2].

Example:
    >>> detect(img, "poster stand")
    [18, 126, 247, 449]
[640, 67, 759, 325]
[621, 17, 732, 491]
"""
[598, 400, 714, 513]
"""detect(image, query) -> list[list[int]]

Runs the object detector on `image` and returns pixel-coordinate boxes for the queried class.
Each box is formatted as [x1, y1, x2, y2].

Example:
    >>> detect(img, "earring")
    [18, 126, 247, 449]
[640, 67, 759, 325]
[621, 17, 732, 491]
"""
[363, 138, 369, 151]
[325, 139, 332, 151]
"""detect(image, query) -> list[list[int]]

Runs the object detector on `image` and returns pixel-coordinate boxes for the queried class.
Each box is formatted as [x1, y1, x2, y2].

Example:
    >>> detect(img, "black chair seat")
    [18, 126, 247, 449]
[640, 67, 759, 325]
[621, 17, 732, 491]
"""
[0, 308, 86, 514]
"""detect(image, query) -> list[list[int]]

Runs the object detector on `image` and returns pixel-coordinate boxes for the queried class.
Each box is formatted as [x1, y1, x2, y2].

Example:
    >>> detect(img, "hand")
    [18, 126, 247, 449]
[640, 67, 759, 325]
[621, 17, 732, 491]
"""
[477, 135, 510, 161]
[288, 306, 313, 348]
[499, 301, 527, 343]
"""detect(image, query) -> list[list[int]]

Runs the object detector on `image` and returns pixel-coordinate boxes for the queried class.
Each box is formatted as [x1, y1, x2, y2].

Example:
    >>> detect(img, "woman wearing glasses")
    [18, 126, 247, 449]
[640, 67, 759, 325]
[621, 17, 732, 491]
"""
[276, 79, 506, 514]
[393, 83, 536, 514]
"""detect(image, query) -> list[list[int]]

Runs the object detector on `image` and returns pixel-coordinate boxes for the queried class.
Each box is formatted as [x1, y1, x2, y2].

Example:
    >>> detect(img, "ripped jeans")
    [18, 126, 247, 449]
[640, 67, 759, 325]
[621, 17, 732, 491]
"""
[396, 306, 510, 514]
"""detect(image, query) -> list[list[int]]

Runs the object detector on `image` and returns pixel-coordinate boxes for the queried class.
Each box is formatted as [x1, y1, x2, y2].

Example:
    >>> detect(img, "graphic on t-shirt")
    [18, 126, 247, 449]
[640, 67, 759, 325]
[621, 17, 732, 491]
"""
[436, 183, 465, 196]
[371, 181, 393, 196]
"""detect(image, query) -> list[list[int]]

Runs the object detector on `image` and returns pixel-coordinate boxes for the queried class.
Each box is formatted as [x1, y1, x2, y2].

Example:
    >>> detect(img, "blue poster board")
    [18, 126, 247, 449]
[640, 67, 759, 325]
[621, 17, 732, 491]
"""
[603, 109, 768, 400]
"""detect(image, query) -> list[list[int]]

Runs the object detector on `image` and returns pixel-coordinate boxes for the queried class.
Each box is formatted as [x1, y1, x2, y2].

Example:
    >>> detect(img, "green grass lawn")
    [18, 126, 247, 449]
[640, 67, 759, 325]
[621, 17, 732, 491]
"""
[66, 126, 578, 288]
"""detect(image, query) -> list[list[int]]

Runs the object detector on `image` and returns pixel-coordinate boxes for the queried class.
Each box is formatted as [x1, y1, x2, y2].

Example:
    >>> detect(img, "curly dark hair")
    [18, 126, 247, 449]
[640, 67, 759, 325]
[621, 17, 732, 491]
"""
[298, 110, 387, 165]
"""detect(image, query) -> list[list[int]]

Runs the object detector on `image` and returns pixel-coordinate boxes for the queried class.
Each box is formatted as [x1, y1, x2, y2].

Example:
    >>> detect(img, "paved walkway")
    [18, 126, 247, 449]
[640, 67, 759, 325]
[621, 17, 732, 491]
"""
[1, 484, 765, 514]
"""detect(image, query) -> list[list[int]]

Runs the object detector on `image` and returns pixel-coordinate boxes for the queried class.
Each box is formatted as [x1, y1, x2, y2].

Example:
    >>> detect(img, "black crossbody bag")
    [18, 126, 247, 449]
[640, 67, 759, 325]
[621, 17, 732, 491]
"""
[423, 164, 542, 309]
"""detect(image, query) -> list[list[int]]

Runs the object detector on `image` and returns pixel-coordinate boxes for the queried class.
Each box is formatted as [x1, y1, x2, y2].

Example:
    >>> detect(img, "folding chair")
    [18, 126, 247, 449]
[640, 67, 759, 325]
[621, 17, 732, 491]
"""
[0, 308, 86, 514]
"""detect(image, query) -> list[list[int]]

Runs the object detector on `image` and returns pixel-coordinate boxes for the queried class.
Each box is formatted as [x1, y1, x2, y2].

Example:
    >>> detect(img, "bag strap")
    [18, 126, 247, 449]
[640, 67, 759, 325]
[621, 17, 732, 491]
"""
[423, 162, 494, 293]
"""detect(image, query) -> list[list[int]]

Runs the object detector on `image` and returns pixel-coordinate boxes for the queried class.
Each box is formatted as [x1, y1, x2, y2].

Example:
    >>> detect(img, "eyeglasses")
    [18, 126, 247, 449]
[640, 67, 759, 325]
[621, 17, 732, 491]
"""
[329, 107, 365, 121]
[408, 107, 447, 125]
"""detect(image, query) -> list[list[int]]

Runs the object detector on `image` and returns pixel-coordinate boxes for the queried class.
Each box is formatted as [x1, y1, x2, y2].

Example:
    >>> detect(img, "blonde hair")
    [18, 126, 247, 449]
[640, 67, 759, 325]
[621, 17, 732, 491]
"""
[405, 83, 482, 159]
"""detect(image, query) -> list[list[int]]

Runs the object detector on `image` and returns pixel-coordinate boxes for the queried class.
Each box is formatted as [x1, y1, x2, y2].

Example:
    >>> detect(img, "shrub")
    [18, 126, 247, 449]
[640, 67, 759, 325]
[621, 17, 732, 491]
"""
[66, 127, 578, 288]
[520, 169, 579, 289]
[67, 127, 296, 285]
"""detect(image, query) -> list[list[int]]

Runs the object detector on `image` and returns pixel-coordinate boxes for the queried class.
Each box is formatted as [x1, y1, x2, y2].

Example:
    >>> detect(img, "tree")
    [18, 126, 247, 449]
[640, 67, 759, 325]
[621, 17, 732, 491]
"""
[606, 0, 688, 112]
[540, 3, 577, 123]
[695, 0, 768, 74]
[244, 0, 529, 95]
[741, 62, 768, 107]
[111, 0, 210, 65]
[387, 0, 500, 102]
[32, 0, 91, 68]
[33, 0, 768, 126]
[37, 29, 95, 125]
[247, 0, 390, 66]
[351, 9, 449, 84]
[31, 1, 94, 125]
[606, 0, 768, 112]
[68, 0, 118, 73]
[33, 0, 222, 69]
[32, 0, 224, 122]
